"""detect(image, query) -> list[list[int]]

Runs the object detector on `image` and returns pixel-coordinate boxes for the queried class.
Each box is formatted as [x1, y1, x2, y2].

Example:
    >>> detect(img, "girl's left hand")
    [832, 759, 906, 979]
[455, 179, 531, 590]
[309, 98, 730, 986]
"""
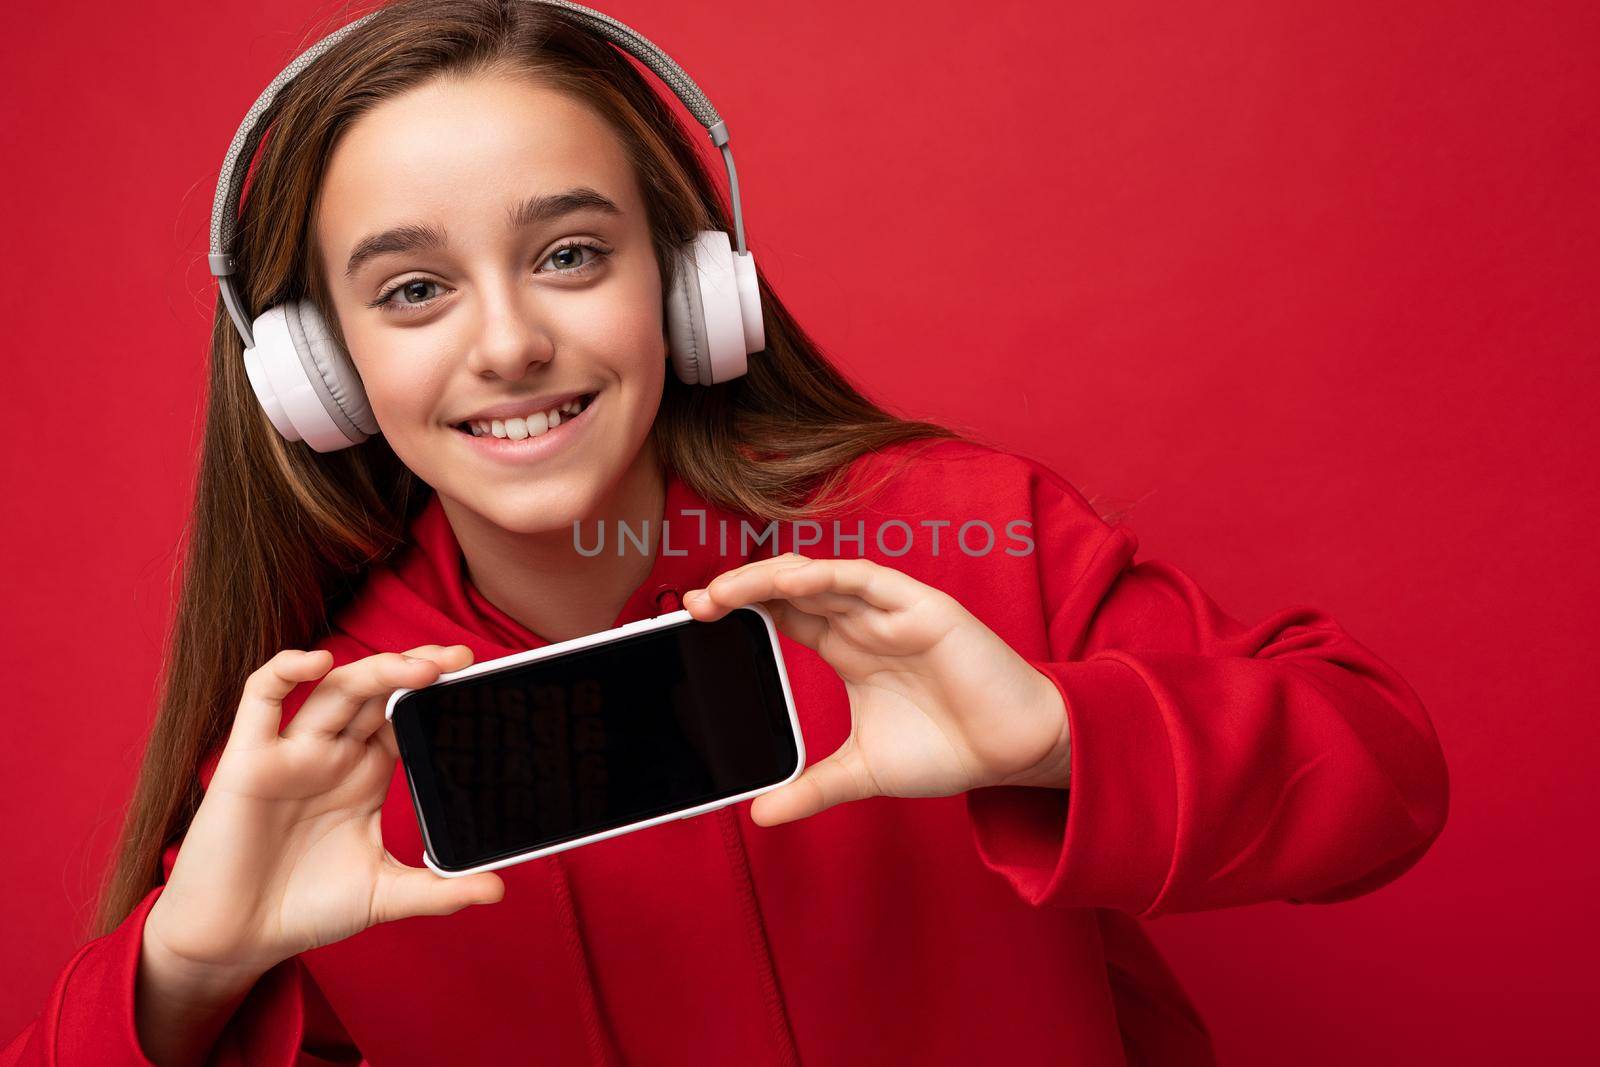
[683, 553, 1070, 827]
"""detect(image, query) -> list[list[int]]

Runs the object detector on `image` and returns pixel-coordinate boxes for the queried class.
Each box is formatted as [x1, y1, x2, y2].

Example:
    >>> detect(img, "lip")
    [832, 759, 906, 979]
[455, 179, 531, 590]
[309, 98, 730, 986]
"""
[452, 391, 598, 464]
[452, 389, 594, 425]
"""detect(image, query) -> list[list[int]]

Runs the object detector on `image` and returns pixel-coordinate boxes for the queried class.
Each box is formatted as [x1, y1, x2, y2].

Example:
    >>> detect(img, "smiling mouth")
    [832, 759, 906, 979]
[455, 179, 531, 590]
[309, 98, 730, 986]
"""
[452, 391, 598, 439]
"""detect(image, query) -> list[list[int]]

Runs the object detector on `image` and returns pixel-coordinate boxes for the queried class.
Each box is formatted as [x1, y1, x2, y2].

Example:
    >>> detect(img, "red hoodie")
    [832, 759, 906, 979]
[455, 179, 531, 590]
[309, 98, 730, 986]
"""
[3, 438, 1448, 1066]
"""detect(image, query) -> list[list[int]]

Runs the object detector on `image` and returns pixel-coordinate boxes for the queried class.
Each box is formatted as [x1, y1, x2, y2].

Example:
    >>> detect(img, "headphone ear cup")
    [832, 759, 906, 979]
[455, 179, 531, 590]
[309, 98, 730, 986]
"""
[664, 230, 766, 386]
[243, 300, 379, 452]
[284, 299, 379, 439]
[665, 245, 710, 385]
[240, 318, 296, 444]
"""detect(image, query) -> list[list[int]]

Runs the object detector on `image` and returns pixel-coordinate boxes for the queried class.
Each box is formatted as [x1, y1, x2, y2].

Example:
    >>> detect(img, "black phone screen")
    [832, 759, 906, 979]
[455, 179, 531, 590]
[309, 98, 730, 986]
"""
[390, 608, 799, 871]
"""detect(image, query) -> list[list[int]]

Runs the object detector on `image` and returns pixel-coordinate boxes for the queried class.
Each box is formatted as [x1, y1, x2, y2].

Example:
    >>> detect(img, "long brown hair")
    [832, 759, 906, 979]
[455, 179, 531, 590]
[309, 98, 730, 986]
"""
[92, 0, 965, 936]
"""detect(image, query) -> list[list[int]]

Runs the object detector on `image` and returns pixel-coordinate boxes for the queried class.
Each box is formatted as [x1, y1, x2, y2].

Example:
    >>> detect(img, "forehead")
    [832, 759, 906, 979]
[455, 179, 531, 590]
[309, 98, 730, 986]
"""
[315, 71, 638, 248]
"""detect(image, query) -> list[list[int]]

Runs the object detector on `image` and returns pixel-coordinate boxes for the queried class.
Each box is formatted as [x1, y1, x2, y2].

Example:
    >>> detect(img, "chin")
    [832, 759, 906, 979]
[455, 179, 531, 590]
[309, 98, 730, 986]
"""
[469, 481, 600, 537]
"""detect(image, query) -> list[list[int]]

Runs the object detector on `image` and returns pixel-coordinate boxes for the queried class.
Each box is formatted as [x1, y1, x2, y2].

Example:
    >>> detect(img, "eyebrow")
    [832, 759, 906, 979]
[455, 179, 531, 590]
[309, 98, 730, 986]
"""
[343, 186, 623, 278]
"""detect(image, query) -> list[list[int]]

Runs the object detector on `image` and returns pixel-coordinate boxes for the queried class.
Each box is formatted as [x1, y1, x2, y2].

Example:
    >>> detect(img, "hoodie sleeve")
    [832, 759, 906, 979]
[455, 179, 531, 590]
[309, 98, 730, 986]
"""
[964, 461, 1450, 918]
[0, 834, 365, 1067]
[1, 652, 367, 1066]
[0, 837, 363, 1066]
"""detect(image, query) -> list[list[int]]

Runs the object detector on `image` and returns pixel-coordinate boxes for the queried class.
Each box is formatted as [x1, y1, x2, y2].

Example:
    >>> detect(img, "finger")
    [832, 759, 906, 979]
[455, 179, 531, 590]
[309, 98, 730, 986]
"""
[690, 557, 916, 621]
[342, 644, 476, 744]
[688, 577, 859, 622]
[345, 643, 475, 742]
[704, 552, 812, 585]
[770, 557, 914, 613]
[749, 741, 877, 827]
[374, 852, 505, 922]
[284, 653, 434, 741]
[762, 599, 828, 652]
[769, 568, 862, 616]
[684, 557, 833, 620]
[686, 553, 813, 608]
[231, 650, 337, 749]
[374, 719, 401, 761]
[285, 645, 471, 741]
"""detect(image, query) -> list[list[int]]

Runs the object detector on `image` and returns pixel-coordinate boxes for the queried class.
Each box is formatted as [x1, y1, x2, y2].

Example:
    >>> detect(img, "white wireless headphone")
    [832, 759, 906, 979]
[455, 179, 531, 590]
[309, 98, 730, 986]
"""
[207, 0, 766, 453]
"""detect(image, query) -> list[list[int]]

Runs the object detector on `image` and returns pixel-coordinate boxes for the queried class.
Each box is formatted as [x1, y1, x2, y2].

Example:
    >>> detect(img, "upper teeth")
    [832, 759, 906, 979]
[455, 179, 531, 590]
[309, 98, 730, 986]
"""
[465, 397, 587, 439]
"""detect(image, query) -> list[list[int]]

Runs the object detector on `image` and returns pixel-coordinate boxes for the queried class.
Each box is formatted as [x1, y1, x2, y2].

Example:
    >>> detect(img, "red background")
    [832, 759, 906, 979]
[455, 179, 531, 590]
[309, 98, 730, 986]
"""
[3, 1, 1595, 1061]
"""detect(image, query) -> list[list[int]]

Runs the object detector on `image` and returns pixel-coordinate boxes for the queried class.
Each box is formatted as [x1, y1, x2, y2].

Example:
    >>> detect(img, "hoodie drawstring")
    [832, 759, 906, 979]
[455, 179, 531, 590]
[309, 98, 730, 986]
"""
[539, 580, 679, 1067]
[717, 807, 802, 1066]
[541, 581, 796, 1066]
[653, 583, 683, 614]
[545, 854, 618, 1066]
[674, 575, 799, 1063]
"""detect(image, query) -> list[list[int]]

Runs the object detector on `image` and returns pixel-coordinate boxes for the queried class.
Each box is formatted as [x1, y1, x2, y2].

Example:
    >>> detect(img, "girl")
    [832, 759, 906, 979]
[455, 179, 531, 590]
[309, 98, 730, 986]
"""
[2, 1, 1448, 1065]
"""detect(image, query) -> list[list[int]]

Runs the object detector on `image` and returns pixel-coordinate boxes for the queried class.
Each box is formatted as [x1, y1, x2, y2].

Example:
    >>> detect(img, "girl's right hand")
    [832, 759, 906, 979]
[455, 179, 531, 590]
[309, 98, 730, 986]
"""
[144, 645, 506, 981]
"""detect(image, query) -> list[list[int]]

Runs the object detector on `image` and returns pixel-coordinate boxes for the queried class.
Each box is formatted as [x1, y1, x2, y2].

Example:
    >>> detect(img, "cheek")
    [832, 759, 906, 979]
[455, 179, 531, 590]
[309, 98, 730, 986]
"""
[570, 266, 666, 356]
[344, 327, 452, 426]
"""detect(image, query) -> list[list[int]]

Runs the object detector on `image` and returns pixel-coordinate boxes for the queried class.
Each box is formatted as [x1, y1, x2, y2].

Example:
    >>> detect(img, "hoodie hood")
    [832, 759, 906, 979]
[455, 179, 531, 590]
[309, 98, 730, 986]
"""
[325, 465, 785, 1067]
[333, 465, 747, 659]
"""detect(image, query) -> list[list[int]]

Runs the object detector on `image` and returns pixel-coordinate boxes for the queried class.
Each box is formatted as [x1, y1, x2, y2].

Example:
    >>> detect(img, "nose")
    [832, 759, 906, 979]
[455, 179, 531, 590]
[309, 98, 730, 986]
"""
[463, 276, 555, 379]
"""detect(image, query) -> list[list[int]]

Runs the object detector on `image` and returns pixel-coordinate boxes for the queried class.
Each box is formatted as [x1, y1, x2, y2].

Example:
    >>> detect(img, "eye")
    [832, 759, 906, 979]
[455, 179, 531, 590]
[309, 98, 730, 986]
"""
[366, 241, 613, 316]
[367, 277, 445, 313]
[537, 240, 612, 276]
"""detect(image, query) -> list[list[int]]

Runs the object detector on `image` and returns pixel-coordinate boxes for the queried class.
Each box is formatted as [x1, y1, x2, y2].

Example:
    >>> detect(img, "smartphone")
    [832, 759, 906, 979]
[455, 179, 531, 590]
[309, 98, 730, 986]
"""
[385, 604, 804, 878]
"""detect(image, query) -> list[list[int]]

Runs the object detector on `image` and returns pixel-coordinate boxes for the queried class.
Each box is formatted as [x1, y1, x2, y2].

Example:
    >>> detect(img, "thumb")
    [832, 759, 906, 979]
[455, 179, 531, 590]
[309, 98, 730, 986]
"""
[376, 857, 506, 922]
[749, 741, 875, 827]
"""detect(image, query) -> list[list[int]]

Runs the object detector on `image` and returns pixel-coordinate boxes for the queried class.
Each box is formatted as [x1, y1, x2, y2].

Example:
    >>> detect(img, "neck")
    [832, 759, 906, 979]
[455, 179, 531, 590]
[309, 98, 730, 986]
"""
[441, 437, 667, 644]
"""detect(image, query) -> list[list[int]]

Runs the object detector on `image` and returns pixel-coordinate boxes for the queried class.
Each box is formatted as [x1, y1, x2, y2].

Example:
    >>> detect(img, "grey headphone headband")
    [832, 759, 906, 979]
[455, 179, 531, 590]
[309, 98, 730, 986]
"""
[206, 0, 749, 349]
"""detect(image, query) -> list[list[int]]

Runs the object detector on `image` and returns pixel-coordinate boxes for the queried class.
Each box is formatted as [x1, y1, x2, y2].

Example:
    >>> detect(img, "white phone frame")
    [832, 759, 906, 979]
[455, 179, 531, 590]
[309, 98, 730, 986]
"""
[384, 604, 805, 879]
